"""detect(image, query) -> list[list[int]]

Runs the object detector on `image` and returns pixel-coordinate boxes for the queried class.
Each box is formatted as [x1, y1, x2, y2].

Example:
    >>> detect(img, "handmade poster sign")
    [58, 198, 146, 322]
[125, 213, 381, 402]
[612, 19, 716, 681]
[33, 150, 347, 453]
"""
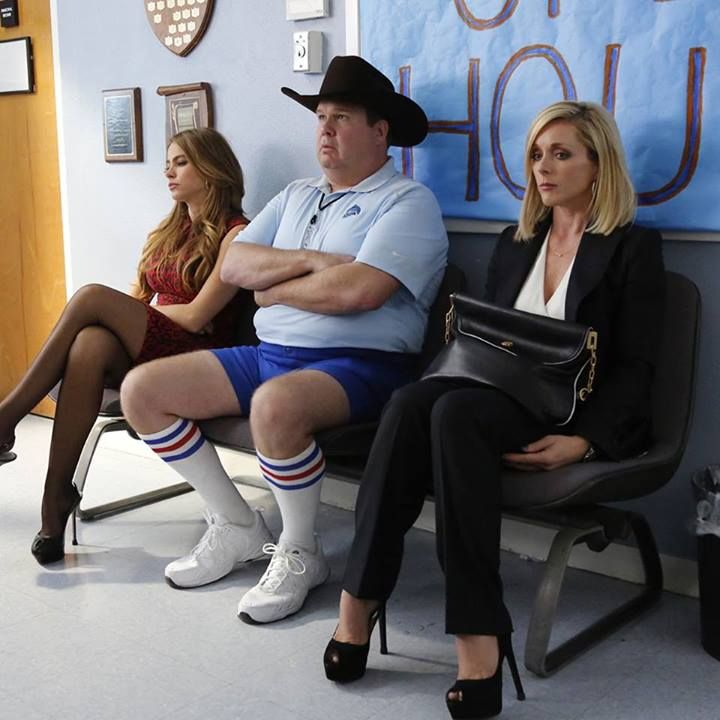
[357, 0, 719, 231]
[144, 0, 214, 56]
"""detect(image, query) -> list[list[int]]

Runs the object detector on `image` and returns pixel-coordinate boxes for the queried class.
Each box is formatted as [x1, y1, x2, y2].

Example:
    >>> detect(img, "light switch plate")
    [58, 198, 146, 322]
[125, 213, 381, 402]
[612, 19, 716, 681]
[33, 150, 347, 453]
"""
[286, 0, 329, 21]
[293, 31, 323, 73]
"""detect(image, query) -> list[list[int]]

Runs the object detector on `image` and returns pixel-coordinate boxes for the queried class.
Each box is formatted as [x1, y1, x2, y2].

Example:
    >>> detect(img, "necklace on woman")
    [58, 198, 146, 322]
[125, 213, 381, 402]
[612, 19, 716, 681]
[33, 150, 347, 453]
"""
[548, 228, 582, 258]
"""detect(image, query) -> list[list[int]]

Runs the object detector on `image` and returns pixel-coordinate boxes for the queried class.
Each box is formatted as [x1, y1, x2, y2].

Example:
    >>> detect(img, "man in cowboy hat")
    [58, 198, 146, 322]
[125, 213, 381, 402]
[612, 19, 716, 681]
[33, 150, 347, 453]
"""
[120, 55, 448, 623]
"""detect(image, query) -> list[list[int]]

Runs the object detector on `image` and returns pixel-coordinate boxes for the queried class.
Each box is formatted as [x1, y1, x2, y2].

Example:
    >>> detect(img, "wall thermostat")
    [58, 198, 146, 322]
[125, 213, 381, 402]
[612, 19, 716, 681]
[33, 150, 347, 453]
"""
[293, 31, 322, 73]
[287, 0, 329, 21]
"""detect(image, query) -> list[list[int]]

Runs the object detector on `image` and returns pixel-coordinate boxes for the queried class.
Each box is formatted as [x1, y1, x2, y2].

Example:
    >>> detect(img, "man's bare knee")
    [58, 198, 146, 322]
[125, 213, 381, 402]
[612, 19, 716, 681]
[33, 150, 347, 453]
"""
[250, 381, 308, 442]
[250, 372, 350, 458]
[120, 365, 158, 426]
[122, 352, 243, 432]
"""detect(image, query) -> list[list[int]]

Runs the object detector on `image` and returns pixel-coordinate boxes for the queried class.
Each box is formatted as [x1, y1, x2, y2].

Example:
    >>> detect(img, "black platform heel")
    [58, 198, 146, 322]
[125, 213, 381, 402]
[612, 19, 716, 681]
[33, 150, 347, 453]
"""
[445, 635, 525, 719]
[31, 486, 81, 565]
[324, 603, 388, 682]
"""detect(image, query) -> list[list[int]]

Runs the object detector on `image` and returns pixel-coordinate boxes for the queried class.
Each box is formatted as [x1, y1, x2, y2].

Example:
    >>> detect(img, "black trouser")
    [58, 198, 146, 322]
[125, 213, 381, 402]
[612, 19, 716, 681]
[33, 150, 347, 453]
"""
[342, 378, 550, 636]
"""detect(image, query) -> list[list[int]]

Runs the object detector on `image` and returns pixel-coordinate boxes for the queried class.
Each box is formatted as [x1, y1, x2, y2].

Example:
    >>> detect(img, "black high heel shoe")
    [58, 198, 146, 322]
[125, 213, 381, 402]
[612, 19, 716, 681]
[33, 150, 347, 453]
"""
[324, 603, 388, 682]
[31, 486, 81, 565]
[0, 435, 17, 466]
[445, 635, 525, 719]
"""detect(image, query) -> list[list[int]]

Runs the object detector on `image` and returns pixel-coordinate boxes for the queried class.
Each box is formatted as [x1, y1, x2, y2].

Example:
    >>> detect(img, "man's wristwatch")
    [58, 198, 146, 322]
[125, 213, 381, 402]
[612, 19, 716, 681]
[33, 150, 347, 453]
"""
[582, 443, 597, 463]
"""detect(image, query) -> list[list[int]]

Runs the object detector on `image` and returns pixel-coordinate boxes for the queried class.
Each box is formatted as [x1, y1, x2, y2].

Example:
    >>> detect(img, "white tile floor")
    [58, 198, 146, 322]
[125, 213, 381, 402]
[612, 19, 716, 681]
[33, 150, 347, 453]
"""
[1, 415, 719, 720]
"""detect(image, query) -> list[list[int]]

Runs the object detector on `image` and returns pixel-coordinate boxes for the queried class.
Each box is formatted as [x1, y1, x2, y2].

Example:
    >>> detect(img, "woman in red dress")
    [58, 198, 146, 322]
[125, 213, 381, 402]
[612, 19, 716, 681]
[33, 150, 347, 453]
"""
[0, 127, 250, 564]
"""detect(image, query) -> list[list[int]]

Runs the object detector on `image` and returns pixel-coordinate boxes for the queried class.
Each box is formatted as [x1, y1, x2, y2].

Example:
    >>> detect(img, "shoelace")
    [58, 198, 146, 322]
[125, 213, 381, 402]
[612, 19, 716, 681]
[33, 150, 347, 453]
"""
[191, 511, 224, 557]
[258, 543, 307, 592]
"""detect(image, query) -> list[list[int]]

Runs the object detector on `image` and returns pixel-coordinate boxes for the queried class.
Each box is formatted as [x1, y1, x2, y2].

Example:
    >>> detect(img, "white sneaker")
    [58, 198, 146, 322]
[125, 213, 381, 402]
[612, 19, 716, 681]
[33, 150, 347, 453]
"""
[237, 538, 330, 624]
[165, 509, 272, 589]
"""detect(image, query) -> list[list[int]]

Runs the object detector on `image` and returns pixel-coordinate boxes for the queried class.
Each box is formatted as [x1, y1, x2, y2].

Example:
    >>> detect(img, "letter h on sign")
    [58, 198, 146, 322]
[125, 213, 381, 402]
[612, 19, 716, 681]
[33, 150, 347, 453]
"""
[400, 60, 480, 202]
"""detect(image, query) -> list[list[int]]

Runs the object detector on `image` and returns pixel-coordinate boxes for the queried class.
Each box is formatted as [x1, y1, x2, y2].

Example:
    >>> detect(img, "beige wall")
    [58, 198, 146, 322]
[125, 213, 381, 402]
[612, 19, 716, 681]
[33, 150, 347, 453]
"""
[0, 0, 65, 416]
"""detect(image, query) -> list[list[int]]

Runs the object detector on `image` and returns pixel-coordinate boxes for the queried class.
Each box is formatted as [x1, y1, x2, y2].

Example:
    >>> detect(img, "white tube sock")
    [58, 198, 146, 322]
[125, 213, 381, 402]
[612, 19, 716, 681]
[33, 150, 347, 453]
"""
[139, 418, 255, 526]
[256, 440, 325, 551]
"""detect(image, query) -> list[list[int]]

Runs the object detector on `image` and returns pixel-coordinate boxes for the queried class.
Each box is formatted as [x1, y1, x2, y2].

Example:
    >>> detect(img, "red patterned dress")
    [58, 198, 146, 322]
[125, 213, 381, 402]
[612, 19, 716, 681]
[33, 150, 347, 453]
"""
[134, 216, 249, 365]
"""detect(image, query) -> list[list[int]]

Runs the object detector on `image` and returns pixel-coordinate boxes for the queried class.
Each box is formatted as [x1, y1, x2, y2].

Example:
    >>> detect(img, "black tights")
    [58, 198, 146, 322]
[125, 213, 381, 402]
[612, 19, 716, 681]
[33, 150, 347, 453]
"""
[0, 284, 149, 534]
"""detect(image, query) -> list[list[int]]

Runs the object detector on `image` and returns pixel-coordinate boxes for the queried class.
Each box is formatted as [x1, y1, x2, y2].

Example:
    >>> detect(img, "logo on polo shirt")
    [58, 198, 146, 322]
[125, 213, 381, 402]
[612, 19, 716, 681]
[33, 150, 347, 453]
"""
[343, 204, 362, 218]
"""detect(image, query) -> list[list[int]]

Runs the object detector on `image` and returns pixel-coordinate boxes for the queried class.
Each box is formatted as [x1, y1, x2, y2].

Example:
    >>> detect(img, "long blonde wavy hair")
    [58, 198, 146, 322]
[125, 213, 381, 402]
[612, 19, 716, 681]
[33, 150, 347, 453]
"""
[516, 101, 636, 241]
[135, 128, 245, 302]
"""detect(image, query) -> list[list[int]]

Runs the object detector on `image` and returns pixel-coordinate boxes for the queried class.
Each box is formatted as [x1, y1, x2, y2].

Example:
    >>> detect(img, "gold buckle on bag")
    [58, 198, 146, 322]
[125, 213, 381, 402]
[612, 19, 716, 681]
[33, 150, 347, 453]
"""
[578, 330, 598, 401]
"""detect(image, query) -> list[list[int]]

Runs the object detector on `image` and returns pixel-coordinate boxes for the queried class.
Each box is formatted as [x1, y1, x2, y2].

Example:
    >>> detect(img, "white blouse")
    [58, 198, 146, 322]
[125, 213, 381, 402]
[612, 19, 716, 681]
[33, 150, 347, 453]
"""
[513, 231, 575, 320]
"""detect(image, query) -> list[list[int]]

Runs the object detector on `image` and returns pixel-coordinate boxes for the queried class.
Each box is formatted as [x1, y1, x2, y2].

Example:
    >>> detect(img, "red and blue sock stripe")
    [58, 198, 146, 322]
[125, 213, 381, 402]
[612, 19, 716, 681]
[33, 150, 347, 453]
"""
[257, 441, 326, 491]
[140, 418, 205, 462]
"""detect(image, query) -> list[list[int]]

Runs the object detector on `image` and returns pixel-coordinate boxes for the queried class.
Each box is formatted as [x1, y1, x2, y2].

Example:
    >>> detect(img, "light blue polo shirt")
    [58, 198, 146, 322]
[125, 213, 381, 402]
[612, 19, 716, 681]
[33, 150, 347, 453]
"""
[235, 159, 448, 353]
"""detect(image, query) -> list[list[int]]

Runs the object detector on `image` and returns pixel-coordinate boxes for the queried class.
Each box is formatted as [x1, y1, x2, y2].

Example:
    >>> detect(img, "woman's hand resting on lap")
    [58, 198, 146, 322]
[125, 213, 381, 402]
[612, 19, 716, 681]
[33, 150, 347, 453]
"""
[502, 434, 590, 471]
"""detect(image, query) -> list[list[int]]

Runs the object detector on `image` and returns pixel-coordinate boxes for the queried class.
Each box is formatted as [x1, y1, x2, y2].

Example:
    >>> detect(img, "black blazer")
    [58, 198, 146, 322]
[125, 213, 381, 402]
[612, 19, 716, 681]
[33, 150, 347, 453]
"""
[484, 220, 666, 460]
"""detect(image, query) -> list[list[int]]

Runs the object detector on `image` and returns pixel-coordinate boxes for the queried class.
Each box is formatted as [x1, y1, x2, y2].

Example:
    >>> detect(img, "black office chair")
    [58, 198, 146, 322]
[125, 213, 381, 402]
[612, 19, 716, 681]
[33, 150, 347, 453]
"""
[501, 271, 701, 676]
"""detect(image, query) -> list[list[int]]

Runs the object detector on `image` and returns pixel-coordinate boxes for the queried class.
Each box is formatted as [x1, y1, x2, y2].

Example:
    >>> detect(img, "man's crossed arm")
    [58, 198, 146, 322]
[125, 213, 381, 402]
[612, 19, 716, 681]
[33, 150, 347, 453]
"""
[221, 242, 399, 315]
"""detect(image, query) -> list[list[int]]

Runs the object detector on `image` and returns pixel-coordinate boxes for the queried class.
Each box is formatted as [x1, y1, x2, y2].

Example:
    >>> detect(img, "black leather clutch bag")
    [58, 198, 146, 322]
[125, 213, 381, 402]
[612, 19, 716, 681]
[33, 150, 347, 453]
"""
[422, 293, 598, 426]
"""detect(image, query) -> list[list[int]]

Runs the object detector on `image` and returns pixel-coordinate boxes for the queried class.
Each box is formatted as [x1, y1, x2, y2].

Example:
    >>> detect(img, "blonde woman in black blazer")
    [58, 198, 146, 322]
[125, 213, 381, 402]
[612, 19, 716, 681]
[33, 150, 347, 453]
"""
[324, 101, 665, 719]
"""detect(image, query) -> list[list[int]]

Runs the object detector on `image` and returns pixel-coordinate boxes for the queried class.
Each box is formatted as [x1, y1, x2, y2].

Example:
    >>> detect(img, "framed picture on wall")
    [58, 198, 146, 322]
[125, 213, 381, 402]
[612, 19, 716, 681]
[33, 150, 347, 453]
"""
[157, 82, 213, 145]
[0, 36, 34, 94]
[102, 87, 143, 162]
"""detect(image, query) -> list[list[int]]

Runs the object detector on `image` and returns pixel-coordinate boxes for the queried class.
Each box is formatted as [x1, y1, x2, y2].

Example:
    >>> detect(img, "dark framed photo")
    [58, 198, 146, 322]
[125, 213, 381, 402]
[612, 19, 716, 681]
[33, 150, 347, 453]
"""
[102, 87, 143, 162]
[157, 82, 213, 146]
[0, 36, 34, 94]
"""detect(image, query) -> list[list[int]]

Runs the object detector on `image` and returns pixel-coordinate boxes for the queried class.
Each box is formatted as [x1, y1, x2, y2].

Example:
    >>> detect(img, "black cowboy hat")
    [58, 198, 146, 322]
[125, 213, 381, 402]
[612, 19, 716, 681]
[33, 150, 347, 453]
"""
[281, 55, 428, 148]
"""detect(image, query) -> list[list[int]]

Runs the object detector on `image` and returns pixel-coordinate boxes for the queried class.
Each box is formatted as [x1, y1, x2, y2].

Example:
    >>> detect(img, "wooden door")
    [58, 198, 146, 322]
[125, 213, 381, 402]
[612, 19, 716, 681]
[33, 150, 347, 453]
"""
[0, 0, 65, 416]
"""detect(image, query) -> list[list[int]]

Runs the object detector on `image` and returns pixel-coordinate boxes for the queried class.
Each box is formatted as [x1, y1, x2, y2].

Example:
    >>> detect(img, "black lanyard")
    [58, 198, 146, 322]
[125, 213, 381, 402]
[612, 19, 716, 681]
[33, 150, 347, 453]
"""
[309, 191, 350, 225]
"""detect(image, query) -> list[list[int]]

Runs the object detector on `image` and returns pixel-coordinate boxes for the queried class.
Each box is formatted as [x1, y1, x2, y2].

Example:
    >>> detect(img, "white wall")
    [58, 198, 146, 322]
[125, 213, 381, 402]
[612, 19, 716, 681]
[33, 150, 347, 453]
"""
[52, 1, 345, 293]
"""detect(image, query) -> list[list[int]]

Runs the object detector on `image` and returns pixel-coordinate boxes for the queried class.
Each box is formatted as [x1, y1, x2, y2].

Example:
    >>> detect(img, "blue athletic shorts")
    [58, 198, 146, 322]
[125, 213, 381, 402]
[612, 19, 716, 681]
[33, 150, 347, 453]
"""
[211, 342, 417, 423]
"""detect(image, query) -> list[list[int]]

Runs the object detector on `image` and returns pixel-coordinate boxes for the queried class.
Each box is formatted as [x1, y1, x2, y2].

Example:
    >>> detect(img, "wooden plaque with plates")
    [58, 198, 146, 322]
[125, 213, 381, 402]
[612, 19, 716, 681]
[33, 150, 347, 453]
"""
[144, 0, 214, 57]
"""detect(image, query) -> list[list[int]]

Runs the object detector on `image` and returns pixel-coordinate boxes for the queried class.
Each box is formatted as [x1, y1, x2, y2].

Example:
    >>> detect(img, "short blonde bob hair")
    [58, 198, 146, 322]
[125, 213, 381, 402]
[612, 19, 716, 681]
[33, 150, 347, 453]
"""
[516, 101, 636, 240]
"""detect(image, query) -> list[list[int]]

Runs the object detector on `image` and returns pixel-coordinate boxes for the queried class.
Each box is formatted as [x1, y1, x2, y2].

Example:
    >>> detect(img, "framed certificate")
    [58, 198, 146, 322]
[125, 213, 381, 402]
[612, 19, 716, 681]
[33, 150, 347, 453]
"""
[157, 82, 213, 145]
[102, 88, 143, 162]
[0, 36, 34, 94]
